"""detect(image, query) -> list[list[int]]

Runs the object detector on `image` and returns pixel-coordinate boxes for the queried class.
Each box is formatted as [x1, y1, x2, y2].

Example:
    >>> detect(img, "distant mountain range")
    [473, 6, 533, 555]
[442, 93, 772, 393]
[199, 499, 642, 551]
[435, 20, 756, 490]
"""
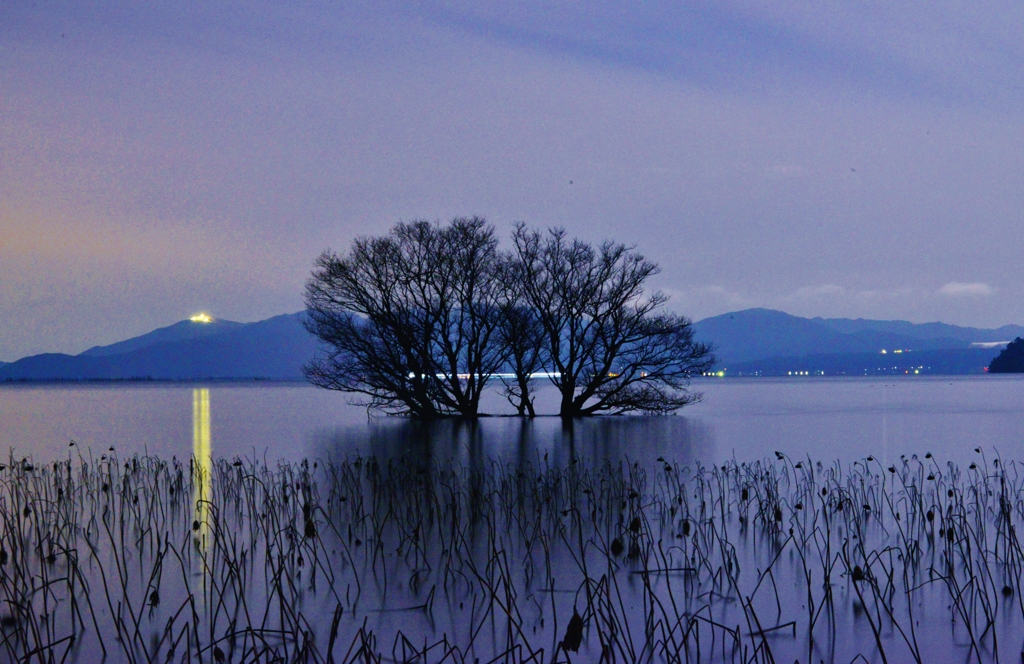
[692, 308, 1024, 376]
[0, 314, 317, 381]
[0, 307, 1019, 382]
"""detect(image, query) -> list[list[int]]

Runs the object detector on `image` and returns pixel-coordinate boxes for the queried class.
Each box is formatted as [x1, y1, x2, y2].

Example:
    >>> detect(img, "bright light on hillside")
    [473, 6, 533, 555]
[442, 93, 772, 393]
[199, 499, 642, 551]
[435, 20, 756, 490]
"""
[190, 313, 213, 323]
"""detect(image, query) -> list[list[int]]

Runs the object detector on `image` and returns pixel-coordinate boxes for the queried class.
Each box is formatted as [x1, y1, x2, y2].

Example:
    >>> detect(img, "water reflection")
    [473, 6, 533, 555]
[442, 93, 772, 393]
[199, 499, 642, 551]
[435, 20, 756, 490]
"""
[5, 378, 1021, 468]
[192, 388, 211, 548]
[312, 415, 717, 468]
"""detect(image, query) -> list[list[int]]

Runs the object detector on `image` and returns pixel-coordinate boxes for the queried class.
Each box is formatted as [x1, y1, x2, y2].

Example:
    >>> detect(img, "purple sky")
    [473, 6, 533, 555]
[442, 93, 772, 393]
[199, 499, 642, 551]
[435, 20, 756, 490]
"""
[3, 1, 1024, 360]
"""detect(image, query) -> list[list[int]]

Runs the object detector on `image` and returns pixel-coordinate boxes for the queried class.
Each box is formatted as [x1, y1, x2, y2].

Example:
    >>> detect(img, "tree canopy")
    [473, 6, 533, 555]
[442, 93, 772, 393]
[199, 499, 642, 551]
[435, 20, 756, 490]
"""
[304, 218, 714, 417]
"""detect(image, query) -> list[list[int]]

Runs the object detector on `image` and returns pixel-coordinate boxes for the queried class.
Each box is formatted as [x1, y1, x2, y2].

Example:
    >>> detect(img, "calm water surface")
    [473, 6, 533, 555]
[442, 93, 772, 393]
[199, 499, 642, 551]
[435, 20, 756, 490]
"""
[1, 375, 1021, 466]
[2, 376, 1023, 663]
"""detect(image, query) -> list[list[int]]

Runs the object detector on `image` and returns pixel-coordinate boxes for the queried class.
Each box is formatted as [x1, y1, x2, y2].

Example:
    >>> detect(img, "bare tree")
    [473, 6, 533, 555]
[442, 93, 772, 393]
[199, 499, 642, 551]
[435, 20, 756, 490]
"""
[305, 218, 712, 418]
[303, 218, 506, 417]
[512, 224, 714, 416]
[495, 257, 547, 417]
[433, 218, 508, 415]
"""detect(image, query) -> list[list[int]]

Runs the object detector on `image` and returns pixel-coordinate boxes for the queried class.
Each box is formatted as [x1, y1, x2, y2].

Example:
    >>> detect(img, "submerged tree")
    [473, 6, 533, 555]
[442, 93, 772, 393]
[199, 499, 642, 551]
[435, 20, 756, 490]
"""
[511, 224, 714, 416]
[305, 217, 713, 417]
[495, 256, 547, 416]
[303, 217, 506, 417]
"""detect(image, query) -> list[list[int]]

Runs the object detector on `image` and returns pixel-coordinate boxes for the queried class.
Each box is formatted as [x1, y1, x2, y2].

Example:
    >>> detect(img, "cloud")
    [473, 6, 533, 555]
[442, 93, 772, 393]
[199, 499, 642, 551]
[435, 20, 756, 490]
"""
[663, 285, 752, 316]
[937, 282, 995, 297]
[783, 285, 930, 304]
[416, 1, 1024, 108]
[786, 284, 844, 300]
[765, 164, 806, 178]
[854, 288, 917, 301]
[970, 341, 1010, 349]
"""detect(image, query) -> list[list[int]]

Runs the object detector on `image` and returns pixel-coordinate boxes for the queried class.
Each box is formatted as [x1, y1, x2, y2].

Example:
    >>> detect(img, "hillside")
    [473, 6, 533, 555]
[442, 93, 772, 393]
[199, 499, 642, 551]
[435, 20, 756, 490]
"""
[812, 316, 1024, 343]
[989, 338, 1024, 373]
[0, 314, 318, 381]
[692, 308, 1020, 375]
[725, 348, 1002, 377]
[79, 317, 244, 357]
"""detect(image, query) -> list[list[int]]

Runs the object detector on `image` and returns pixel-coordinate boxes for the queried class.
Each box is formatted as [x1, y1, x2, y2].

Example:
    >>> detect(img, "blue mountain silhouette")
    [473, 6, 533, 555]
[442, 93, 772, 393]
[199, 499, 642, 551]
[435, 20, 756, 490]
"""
[693, 308, 1023, 375]
[2, 308, 1019, 381]
[0, 314, 317, 381]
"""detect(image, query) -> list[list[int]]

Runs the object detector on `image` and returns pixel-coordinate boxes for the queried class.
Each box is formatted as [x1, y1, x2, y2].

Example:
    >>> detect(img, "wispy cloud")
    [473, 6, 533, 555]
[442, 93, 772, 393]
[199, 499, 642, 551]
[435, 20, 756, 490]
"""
[415, 1, 1024, 107]
[664, 285, 752, 314]
[764, 163, 806, 179]
[937, 282, 994, 297]
[853, 288, 917, 301]
[785, 284, 844, 300]
[678, 279, 1011, 326]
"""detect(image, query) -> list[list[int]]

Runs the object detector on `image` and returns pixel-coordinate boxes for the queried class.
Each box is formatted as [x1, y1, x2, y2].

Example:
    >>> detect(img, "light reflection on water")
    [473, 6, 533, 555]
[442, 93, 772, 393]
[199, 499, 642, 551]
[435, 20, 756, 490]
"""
[193, 388, 211, 550]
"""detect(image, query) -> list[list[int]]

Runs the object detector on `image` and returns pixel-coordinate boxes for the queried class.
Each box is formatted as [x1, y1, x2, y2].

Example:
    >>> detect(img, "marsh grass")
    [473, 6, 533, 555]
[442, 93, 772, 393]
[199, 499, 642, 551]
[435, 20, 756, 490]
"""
[0, 446, 1023, 662]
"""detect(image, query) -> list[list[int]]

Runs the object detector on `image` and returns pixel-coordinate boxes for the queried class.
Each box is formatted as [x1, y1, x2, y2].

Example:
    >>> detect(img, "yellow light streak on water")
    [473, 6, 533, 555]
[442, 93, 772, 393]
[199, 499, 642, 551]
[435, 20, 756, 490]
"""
[192, 388, 211, 550]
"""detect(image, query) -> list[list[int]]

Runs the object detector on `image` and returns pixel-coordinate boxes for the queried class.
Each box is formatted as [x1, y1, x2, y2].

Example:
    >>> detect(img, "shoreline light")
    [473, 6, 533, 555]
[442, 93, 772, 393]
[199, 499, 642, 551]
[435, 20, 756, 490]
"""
[190, 313, 214, 323]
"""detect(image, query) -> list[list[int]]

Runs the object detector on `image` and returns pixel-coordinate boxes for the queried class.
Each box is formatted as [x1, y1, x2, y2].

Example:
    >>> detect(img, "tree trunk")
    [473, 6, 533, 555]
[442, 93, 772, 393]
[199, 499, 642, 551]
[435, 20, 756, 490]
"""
[559, 379, 578, 417]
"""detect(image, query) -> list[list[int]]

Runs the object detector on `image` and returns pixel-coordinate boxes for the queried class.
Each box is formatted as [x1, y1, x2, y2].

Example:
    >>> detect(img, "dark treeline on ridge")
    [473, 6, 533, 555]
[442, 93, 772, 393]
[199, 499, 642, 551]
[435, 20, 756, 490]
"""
[989, 337, 1024, 373]
[303, 217, 714, 418]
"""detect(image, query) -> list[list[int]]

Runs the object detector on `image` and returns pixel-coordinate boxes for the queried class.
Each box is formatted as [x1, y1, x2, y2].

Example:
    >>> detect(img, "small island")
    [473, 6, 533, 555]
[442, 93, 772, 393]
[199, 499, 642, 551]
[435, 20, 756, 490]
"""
[989, 337, 1024, 372]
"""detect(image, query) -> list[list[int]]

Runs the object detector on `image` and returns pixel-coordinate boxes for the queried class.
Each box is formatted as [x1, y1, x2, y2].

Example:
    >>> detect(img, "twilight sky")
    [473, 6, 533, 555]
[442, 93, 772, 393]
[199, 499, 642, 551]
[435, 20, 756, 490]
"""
[2, 1, 1024, 360]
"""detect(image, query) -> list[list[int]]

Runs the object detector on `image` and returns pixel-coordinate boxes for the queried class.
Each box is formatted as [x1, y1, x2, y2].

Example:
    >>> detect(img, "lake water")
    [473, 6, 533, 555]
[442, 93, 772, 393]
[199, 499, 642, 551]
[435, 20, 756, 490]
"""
[3, 376, 1024, 663]
[2, 375, 1022, 467]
